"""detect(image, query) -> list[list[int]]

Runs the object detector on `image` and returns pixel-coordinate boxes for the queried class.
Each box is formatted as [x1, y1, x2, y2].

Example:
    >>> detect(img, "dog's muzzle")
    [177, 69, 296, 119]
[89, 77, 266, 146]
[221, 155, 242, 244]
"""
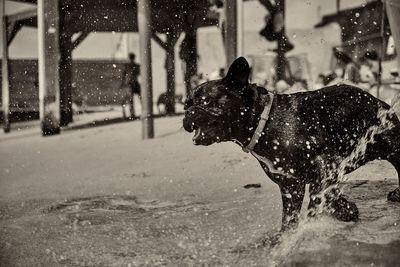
[183, 105, 230, 145]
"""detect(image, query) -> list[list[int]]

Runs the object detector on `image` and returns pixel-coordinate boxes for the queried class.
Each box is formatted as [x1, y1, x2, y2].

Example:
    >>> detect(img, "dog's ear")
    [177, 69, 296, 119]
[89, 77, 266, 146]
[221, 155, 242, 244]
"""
[224, 57, 250, 87]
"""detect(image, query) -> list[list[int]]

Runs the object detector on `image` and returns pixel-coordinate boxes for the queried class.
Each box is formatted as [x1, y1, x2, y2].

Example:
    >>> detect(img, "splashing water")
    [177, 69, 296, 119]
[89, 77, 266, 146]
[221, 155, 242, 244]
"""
[267, 104, 399, 266]
[316, 107, 396, 213]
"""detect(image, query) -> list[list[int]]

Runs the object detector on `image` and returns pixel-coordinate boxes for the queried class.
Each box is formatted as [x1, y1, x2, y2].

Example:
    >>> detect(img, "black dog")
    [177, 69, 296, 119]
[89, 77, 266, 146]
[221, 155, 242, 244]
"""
[183, 57, 400, 231]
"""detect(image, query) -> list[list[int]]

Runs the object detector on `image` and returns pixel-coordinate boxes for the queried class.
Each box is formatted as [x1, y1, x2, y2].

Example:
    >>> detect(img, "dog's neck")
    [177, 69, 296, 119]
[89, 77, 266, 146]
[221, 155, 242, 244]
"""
[230, 84, 274, 148]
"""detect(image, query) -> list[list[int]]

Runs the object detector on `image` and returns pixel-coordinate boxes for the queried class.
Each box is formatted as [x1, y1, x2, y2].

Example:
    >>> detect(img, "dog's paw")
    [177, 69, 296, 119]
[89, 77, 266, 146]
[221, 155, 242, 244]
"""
[331, 196, 359, 222]
[388, 187, 400, 202]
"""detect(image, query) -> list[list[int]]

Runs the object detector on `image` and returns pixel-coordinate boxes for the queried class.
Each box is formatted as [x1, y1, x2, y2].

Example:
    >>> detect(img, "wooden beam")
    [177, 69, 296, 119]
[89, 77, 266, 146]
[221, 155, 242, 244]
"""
[224, 0, 238, 68]
[237, 0, 243, 57]
[276, 0, 286, 81]
[38, 0, 61, 135]
[71, 31, 89, 49]
[6, 8, 38, 45]
[138, 0, 154, 139]
[6, 8, 37, 24]
[182, 28, 197, 98]
[8, 0, 37, 3]
[3, 4, 219, 34]
[151, 33, 168, 50]
[59, 31, 73, 126]
[7, 21, 23, 45]
[165, 32, 180, 114]
[1, 0, 10, 133]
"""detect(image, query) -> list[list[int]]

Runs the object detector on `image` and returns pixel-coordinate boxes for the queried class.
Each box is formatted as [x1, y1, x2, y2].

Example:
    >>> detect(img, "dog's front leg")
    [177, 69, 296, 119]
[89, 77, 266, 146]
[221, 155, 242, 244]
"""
[279, 181, 305, 231]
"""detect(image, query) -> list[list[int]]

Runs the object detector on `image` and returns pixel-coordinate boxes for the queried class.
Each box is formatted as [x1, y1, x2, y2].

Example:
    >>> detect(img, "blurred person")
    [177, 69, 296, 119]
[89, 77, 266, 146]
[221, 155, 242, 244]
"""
[333, 48, 361, 84]
[359, 51, 379, 85]
[121, 53, 141, 119]
[259, 0, 294, 53]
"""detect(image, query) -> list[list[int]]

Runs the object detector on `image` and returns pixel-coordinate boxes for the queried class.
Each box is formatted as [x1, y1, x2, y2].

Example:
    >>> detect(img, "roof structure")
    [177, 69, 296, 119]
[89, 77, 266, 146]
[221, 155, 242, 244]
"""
[315, 1, 390, 47]
[6, 0, 219, 37]
[2, 0, 245, 136]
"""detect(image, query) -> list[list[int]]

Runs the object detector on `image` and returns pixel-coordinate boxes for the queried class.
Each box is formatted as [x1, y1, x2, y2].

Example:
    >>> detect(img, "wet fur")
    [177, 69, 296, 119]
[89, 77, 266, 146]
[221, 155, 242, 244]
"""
[183, 57, 400, 231]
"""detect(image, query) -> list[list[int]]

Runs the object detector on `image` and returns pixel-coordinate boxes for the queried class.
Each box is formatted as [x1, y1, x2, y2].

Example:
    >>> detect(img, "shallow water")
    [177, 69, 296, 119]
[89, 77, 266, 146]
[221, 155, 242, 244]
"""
[1, 178, 399, 266]
[1, 110, 399, 266]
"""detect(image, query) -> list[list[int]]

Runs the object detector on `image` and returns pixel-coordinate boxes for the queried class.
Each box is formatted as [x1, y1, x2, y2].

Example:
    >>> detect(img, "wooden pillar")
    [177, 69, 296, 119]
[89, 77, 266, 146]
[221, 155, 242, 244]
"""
[38, 0, 61, 135]
[1, 0, 10, 133]
[386, 0, 400, 71]
[224, 0, 238, 68]
[183, 29, 197, 98]
[165, 33, 179, 114]
[276, 0, 286, 81]
[59, 30, 73, 126]
[138, 0, 154, 139]
[236, 0, 244, 57]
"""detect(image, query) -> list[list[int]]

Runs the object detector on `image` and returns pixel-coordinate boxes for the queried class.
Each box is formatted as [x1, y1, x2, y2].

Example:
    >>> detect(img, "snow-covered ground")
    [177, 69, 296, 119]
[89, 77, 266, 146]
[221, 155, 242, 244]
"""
[0, 114, 399, 266]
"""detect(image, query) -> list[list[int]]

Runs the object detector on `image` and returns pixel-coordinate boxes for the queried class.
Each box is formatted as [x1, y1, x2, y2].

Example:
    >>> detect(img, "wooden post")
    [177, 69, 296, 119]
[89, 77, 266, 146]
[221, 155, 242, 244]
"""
[59, 29, 73, 126]
[183, 29, 197, 98]
[237, 0, 244, 57]
[276, 0, 286, 81]
[386, 0, 400, 72]
[38, 0, 61, 135]
[1, 0, 10, 133]
[165, 44, 175, 114]
[224, 0, 238, 68]
[377, 2, 386, 100]
[138, 0, 154, 139]
[165, 33, 179, 114]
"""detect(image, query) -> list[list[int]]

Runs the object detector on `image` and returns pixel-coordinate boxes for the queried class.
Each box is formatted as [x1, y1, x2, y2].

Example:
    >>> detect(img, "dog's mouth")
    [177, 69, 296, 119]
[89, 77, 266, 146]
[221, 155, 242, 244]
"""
[192, 126, 218, 146]
[193, 127, 202, 142]
[183, 106, 227, 146]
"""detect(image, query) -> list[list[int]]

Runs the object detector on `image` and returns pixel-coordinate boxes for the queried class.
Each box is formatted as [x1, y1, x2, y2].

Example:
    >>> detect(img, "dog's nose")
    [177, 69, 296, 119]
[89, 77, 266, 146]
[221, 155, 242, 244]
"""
[182, 116, 195, 132]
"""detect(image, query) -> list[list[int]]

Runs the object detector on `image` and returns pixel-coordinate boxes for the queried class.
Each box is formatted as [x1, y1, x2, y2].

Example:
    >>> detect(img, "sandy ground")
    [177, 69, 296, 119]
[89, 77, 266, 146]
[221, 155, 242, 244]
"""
[0, 114, 400, 266]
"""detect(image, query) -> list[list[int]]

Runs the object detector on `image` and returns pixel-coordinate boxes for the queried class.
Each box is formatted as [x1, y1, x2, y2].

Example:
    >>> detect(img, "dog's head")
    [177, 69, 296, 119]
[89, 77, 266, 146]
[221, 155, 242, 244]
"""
[183, 57, 265, 146]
